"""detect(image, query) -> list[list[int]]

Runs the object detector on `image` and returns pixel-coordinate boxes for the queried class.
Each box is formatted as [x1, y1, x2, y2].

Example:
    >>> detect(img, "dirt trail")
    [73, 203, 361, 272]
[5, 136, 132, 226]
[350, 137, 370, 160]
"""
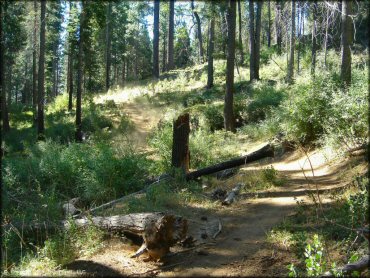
[64, 145, 365, 277]
[122, 101, 162, 151]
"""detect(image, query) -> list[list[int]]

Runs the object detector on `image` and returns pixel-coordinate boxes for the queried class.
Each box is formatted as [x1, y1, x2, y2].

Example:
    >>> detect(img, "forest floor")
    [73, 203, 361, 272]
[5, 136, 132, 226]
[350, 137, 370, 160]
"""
[62, 95, 366, 277]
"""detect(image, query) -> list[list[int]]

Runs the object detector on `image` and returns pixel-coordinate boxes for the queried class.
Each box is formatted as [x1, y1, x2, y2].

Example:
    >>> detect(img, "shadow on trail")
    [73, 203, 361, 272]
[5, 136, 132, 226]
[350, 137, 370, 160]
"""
[64, 260, 126, 277]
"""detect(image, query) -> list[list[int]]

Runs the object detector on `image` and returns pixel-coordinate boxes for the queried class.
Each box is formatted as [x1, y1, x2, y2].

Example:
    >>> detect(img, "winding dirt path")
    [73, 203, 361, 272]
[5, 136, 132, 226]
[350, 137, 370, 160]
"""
[64, 145, 365, 277]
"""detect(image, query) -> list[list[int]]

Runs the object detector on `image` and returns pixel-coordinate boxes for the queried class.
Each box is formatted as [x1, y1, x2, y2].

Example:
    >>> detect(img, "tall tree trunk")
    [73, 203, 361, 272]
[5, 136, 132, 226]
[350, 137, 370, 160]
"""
[105, 2, 112, 91]
[52, 49, 57, 99]
[67, 2, 73, 112]
[0, 0, 10, 133]
[37, 0, 46, 139]
[207, 16, 215, 89]
[287, 0, 295, 84]
[153, 0, 160, 78]
[32, 0, 38, 123]
[22, 61, 28, 104]
[221, 10, 227, 58]
[275, 2, 282, 54]
[224, 0, 236, 133]
[167, 0, 175, 70]
[297, 2, 301, 74]
[249, 0, 255, 81]
[237, 0, 244, 65]
[67, 47, 73, 111]
[254, 1, 262, 80]
[324, 8, 329, 70]
[311, 1, 317, 76]
[56, 59, 59, 96]
[191, 0, 204, 63]
[121, 22, 127, 87]
[75, 2, 85, 142]
[162, 26, 167, 73]
[340, 0, 352, 87]
[7, 65, 11, 107]
[267, 0, 271, 47]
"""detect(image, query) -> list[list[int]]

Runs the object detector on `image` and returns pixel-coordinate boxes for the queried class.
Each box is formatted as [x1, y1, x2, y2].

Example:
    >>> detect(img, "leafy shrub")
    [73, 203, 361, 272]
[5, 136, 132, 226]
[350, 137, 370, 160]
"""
[202, 104, 224, 131]
[280, 75, 334, 144]
[321, 69, 367, 152]
[82, 102, 113, 134]
[3, 140, 149, 220]
[239, 83, 285, 124]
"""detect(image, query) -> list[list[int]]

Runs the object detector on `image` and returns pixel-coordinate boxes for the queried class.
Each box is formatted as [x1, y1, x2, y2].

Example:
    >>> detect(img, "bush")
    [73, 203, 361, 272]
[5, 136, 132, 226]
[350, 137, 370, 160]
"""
[2, 140, 149, 221]
[82, 101, 113, 134]
[321, 69, 367, 152]
[280, 74, 335, 144]
[202, 104, 224, 131]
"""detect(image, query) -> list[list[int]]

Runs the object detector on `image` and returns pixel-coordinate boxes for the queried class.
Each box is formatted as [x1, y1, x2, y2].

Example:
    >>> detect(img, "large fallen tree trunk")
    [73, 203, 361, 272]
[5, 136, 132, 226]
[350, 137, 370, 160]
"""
[186, 144, 274, 180]
[4, 213, 188, 261]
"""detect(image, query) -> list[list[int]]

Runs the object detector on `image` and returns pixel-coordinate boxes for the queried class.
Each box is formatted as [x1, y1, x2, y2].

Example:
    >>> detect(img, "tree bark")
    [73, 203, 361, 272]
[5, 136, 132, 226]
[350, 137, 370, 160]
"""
[75, 2, 84, 142]
[311, 1, 317, 76]
[162, 24, 167, 73]
[37, 0, 46, 139]
[237, 0, 244, 65]
[267, 0, 271, 47]
[275, 2, 282, 54]
[67, 2, 73, 112]
[32, 0, 38, 123]
[191, 0, 204, 63]
[249, 0, 255, 81]
[105, 2, 112, 91]
[287, 0, 295, 84]
[0, 0, 10, 133]
[186, 144, 274, 181]
[171, 113, 190, 173]
[207, 16, 215, 89]
[254, 1, 262, 80]
[324, 8, 329, 69]
[153, 0, 160, 78]
[224, 0, 236, 133]
[340, 0, 352, 87]
[167, 0, 175, 70]
[22, 61, 28, 104]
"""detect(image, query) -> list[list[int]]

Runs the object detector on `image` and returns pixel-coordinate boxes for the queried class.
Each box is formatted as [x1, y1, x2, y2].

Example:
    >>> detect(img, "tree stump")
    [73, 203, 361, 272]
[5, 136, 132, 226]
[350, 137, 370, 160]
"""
[171, 113, 190, 173]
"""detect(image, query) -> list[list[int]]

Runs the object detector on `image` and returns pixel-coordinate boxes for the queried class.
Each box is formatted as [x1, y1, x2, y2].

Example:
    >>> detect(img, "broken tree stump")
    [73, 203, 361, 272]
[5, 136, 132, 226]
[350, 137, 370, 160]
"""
[186, 144, 274, 180]
[222, 183, 243, 205]
[171, 113, 190, 173]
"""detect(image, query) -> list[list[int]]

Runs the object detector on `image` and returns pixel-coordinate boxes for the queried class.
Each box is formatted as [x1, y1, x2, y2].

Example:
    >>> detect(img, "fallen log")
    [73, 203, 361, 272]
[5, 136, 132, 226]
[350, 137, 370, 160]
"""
[321, 255, 369, 277]
[4, 213, 188, 261]
[186, 144, 274, 181]
[222, 183, 243, 206]
[74, 145, 272, 218]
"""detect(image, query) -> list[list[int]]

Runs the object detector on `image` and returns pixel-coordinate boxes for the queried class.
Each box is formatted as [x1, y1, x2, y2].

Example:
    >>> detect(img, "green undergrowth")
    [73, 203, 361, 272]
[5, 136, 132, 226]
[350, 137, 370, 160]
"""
[267, 174, 369, 276]
[101, 172, 214, 217]
[4, 221, 106, 276]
